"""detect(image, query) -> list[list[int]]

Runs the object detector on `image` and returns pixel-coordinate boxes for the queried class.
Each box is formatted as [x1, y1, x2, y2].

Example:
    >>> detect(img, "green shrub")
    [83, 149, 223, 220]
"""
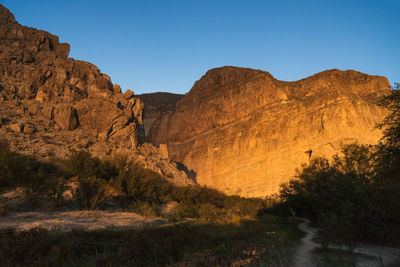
[279, 144, 385, 249]
[67, 150, 266, 220]
[128, 201, 160, 217]
[45, 176, 69, 210]
[0, 140, 19, 190]
[0, 140, 69, 209]
[112, 163, 172, 205]
[68, 150, 118, 181]
[74, 176, 109, 210]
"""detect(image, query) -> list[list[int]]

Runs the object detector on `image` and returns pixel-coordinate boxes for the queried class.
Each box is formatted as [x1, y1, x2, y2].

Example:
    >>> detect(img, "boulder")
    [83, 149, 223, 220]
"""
[53, 104, 79, 131]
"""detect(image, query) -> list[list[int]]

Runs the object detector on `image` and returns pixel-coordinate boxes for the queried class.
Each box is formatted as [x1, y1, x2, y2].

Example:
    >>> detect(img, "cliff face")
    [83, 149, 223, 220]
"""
[0, 4, 144, 148]
[150, 66, 391, 197]
[0, 4, 194, 186]
[137, 92, 183, 137]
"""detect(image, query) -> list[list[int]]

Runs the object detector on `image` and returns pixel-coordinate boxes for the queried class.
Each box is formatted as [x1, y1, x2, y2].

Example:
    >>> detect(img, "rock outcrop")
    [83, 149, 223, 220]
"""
[0, 4, 145, 149]
[0, 4, 194, 186]
[150, 66, 391, 197]
[137, 92, 183, 137]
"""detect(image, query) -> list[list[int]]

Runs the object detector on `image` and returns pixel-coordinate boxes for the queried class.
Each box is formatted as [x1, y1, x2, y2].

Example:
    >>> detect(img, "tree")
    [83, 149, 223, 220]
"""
[279, 144, 380, 250]
[373, 83, 400, 240]
[376, 83, 400, 182]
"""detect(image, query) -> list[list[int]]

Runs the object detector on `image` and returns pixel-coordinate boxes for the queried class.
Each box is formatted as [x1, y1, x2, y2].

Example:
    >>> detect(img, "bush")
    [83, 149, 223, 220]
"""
[112, 162, 172, 205]
[0, 140, 20, 190]
[128, 201, 160, 217]
[68, 150, 118, 181]
[0, 141, 68, 209]
[45, 176, 69, 210]
[74, 176, 109, 210]
[279, 144, 384, 249]
[67, 150, 266, 220]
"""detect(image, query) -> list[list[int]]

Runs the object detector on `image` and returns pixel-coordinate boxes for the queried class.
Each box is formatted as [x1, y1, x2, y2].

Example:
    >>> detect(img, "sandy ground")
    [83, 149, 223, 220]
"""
[0, 211, 166, 231]
[292, 218, 400, 267]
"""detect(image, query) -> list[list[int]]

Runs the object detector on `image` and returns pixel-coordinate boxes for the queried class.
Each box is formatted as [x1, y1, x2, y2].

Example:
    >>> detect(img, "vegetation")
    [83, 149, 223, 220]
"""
[0, 143, 303, 266]
[274, 85, 400, 248]
[64, 149, 266, 222]
[0, 140, 68, 209]
[0, 214, 302, 266]
[0, 142, 266, 224]
[279, 145, 382, 249]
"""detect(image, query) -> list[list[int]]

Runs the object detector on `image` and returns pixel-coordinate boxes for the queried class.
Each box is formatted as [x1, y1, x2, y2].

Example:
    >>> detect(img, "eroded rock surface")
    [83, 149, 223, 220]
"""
[0, 4, 194, 186]
[137, 92, 183, 137]
[150, 66, 391, 197]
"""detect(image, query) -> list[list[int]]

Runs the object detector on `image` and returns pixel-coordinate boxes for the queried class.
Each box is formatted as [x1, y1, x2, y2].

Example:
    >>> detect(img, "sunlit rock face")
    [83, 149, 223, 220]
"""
[0, 4, 144, 148]
[0, 4, 194, 187]
[149, 66, 391, 197]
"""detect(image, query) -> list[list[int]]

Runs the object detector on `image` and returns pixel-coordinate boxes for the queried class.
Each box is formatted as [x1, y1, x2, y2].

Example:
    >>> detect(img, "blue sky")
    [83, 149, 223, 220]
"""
[3, 0, 399, 94]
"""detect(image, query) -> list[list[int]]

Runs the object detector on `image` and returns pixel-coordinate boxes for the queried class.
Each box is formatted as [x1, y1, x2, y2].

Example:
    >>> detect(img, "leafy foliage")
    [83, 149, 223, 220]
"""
[68, 150, 118, 181]
[74, 176, 109, 210]
[0, 140, 68, 209]
[280, 144, 383, 249]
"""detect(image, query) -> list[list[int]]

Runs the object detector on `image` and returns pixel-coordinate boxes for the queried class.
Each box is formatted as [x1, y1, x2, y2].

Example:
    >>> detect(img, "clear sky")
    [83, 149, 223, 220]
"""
[3, 0, 399, 94]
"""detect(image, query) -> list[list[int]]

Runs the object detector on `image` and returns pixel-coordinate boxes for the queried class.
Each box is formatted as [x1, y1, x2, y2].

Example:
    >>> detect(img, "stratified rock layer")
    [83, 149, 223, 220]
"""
[150, 66, 391, 197]
[0, 4, 193, 186]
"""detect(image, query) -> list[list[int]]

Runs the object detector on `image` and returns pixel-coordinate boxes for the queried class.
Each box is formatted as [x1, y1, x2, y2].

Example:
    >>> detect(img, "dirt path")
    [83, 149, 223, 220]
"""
[292, 218, 400, 267]
[0, 211, 166, 231]
[293, 218, 318, 267]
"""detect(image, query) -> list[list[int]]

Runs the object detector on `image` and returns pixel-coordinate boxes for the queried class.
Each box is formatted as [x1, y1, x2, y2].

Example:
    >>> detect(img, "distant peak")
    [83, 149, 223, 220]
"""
[0, 4, 18, 25]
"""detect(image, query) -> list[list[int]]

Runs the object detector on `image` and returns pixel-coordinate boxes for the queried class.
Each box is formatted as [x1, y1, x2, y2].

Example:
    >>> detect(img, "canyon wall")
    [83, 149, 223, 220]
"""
[150, 66, 391, 197]
[137, 92, 183, 137]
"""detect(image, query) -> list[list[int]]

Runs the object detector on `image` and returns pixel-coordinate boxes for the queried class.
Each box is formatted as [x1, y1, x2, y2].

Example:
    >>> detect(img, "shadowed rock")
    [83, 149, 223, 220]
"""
[137, 92, 183, 137]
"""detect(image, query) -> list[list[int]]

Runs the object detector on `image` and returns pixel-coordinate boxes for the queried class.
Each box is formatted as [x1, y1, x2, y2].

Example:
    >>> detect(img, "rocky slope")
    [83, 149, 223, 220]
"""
[137, 92, 183, 137]
[149, 66, 391, 197]
[0, 4, 193, 186]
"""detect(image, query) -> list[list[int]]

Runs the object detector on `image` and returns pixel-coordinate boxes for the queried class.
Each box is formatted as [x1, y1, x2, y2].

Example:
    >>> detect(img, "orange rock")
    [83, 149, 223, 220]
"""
[150, 66, 391, 197]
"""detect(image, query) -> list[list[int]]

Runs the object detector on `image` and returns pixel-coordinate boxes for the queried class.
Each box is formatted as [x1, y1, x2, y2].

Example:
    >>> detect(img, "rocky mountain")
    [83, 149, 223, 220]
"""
[136, 92, 183, 137]
[149, 66, 391, 197]
[0, 4, 193, 186]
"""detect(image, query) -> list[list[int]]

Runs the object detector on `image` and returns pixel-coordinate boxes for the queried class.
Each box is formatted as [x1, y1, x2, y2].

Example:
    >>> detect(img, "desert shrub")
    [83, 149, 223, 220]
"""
[45, 176, 69, 210]
[0, 140, 70, 209]
[128, 201, 160, 217]
[74, 176, 109, 210]
[169, 186, 265, 222]
[0, 142, 67, 209]
[68, 151, 123, 210]
[279, 144, 384, 249]
[68, 150, 266, 220]
[0, 140, 20, 190]
[68, 150, 118, 181]
[112, 163, 172, 205]
[17, 157, 68, 209]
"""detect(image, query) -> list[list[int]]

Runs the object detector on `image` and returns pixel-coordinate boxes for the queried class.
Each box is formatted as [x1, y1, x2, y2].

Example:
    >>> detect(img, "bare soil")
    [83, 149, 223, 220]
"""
[0, 211, 166, 231]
